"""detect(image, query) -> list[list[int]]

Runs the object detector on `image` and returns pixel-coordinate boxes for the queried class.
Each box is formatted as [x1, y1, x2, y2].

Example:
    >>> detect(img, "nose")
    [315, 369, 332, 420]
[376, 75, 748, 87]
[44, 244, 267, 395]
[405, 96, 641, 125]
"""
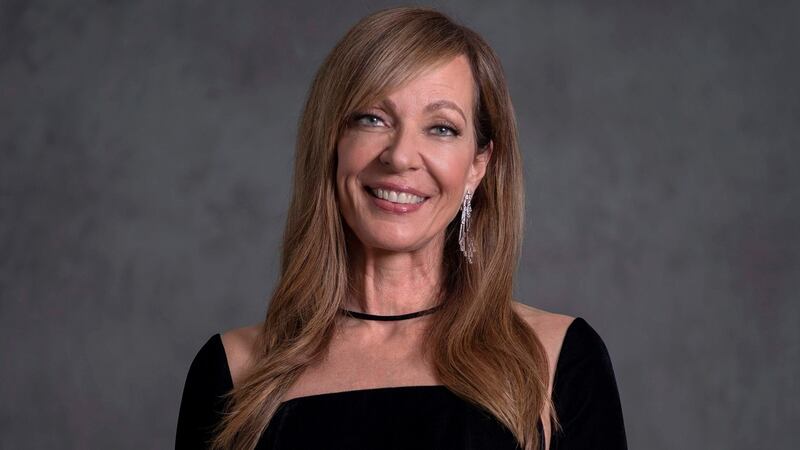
[378, 126, 422, 172]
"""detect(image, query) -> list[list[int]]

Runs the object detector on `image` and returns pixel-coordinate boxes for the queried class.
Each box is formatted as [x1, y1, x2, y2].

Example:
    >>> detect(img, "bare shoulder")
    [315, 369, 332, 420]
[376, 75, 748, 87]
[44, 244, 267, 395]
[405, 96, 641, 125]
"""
[512, 301, 576, 447]
[511, 301, 576, 371]
[512, 301, 575, 336]
[220, 323, 262, 387]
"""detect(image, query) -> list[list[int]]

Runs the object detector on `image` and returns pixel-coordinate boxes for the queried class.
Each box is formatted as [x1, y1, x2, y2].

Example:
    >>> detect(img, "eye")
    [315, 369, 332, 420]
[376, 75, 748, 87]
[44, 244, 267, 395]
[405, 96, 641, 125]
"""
[353, 113, 387, 128]
[430, 124, 460, 137]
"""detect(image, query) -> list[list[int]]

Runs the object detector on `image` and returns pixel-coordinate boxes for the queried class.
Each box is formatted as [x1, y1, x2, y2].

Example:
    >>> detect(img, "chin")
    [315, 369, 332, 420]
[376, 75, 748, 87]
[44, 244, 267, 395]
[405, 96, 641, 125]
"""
[355, 229, 425, 253]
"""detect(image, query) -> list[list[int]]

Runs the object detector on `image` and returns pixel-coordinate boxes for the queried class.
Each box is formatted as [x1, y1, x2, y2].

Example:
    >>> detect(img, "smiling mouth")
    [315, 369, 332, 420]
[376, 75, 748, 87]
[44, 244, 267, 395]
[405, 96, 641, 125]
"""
[365, 186, 428, 204]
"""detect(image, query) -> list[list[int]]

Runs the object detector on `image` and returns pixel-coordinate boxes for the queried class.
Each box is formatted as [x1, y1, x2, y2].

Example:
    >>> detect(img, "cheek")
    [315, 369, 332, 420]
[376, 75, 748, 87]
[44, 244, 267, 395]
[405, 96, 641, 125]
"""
[336, 137, 362, 188]
[336, 133, 377, 177]
[335, 135, 375, 210]
[426, 151, 474, 196]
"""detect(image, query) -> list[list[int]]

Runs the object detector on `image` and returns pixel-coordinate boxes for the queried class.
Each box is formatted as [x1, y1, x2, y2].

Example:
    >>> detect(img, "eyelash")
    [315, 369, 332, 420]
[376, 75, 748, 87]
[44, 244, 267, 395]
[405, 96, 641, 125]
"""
[430, 123, 460, 137]
[350, 113, 461, 137]
[353, 113, 386, 128]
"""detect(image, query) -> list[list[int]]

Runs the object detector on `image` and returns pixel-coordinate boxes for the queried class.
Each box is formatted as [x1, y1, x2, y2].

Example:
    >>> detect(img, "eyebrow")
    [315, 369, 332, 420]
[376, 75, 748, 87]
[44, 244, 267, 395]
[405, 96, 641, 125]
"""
[424, 100, 467, 124]
[378, 98, 468, 124]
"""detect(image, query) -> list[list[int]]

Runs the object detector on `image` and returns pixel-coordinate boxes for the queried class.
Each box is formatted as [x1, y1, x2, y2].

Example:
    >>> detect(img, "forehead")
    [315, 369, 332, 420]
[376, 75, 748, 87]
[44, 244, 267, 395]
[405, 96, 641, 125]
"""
[377, 55, 476, 118]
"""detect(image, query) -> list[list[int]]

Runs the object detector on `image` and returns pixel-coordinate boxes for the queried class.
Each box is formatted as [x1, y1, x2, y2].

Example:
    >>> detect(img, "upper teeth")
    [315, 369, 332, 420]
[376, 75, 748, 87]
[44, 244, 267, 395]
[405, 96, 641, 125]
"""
[371, 188, 426, 204]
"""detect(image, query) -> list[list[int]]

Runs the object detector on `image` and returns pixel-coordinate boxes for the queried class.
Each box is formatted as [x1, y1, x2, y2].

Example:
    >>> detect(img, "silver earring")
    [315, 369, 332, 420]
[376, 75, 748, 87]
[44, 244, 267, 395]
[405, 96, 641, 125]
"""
[459, 189, 475, 264]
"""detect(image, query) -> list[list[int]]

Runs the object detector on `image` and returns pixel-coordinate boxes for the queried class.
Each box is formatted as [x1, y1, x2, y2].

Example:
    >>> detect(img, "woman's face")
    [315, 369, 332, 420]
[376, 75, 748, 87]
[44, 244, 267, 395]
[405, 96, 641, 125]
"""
[336, 54, 492, 255]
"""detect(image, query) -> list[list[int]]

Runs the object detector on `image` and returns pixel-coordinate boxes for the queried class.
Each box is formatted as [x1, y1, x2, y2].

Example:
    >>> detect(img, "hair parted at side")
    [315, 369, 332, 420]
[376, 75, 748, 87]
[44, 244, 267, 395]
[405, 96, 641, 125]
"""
[211, 7, 557, 450]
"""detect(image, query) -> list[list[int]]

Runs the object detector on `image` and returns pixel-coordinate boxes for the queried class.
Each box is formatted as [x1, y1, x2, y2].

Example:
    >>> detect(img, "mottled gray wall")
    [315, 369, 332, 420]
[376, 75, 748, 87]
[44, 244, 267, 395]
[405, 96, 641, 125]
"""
[1, 1, 797, 449]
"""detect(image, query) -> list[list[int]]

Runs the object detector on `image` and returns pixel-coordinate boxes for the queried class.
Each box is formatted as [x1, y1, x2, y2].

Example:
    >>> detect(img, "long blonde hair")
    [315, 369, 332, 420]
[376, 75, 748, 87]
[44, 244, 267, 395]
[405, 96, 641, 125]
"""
[212, 7, 556, 450]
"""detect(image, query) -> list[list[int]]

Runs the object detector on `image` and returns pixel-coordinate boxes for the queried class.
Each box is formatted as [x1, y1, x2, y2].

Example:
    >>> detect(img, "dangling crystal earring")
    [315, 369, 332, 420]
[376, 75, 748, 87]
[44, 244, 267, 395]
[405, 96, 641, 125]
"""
[459, 189, 475, 264]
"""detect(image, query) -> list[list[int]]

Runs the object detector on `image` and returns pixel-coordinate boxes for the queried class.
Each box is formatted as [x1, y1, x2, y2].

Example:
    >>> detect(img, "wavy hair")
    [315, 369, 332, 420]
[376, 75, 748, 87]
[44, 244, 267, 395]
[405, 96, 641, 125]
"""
[212, 7, 557, 450]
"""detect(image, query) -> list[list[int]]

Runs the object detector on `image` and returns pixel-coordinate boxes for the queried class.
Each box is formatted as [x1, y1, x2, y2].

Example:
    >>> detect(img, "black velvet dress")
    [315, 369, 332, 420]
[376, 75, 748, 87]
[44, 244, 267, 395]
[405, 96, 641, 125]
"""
[176, 317, 627, 449]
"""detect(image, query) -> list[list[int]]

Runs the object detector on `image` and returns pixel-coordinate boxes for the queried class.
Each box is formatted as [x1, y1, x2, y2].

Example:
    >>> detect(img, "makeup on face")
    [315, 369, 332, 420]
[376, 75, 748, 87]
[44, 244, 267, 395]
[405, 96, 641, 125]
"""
[335, 55, 484, 252]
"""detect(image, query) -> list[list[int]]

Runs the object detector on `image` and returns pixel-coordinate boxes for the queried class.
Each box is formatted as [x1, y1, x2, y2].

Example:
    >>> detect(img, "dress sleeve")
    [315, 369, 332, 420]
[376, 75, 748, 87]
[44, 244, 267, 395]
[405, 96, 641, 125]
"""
[549, 318, 628, 450]
[175, 334, 234, 450]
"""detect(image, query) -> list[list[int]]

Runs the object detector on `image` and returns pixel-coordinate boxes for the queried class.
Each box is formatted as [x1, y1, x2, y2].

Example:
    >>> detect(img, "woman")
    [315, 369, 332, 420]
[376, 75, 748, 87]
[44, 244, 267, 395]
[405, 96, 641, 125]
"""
[176, 6, 627, 450]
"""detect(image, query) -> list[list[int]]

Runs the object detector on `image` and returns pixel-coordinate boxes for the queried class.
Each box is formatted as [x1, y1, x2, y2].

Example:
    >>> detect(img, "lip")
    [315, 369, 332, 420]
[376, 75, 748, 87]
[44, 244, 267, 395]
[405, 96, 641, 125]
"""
[363, 182, 430, 214]
[364, 182, 431, 198]
[368, 192, 427, 214]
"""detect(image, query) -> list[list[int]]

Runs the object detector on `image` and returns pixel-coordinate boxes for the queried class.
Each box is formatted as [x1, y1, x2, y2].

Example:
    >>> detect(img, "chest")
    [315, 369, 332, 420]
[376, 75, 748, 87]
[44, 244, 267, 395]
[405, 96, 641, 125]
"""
[284, 327, 439, 401]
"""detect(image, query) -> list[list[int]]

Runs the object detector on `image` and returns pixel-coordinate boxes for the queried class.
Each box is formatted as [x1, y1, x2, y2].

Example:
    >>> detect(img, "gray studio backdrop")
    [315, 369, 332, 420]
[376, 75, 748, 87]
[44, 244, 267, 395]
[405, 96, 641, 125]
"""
[1, 1, 797, 449]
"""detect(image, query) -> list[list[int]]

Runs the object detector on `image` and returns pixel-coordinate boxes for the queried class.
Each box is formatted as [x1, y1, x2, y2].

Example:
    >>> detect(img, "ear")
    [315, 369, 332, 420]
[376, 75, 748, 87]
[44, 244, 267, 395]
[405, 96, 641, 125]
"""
[467, 140, 493, 192]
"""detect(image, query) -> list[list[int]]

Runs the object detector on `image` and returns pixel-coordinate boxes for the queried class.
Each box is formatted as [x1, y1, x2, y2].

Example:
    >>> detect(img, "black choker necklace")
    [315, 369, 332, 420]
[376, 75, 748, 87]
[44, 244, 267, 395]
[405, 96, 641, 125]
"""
[339, 303, 444, 321]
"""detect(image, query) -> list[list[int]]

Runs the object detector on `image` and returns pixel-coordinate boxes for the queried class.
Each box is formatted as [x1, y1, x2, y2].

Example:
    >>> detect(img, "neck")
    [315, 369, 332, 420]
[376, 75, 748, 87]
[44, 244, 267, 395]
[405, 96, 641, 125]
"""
[339, 302, 444, 321]
[345, 240, 443, 316]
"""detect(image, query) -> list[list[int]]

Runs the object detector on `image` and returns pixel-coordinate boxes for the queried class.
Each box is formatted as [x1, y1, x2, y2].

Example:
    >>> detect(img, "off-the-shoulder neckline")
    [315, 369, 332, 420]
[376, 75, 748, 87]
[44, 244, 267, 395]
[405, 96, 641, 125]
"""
[276, 384, 450, 406]
[215, 316, 584, 406]
[213, 340, 453, 406]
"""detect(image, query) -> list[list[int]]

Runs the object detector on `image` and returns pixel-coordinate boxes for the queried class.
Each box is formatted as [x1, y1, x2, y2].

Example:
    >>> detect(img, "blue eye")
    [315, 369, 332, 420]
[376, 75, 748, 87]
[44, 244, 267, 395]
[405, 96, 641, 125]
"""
[354, 114, 386, 127]
[430, 125, 459, 137]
